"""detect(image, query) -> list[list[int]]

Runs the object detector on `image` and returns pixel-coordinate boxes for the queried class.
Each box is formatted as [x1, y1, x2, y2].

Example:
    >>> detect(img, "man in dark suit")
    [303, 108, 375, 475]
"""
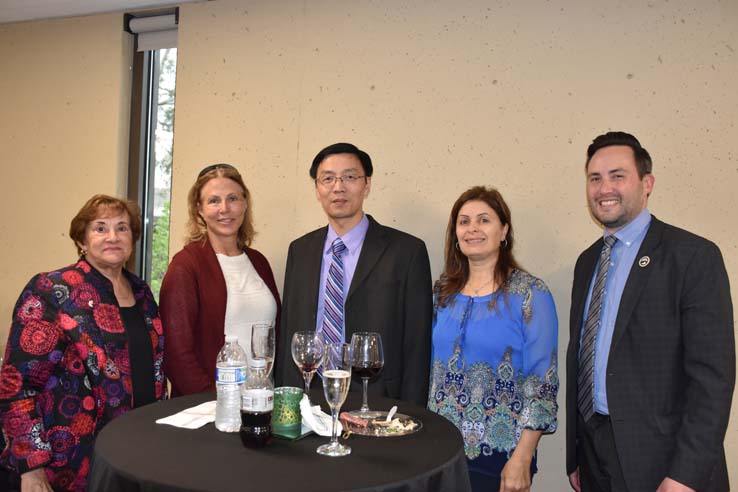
[275, 142, 432, 406]
[566, 132, 734, 492]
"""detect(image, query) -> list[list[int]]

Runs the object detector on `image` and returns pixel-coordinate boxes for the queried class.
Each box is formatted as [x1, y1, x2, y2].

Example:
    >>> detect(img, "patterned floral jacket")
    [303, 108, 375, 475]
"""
[0, 260, 166, 491]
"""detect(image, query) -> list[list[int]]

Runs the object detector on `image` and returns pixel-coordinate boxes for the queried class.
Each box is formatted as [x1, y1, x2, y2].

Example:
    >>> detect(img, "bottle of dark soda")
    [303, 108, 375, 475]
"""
[240, 357, 273, 448]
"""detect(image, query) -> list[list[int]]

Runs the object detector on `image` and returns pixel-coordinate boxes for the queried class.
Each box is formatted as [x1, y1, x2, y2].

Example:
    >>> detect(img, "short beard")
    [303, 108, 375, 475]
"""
[589, 205, 627, 230]
[598, 215, 627, 229]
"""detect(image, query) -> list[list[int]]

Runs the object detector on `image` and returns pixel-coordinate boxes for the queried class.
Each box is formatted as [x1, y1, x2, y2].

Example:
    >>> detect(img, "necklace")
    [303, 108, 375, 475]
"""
[466, 277, 495, 297]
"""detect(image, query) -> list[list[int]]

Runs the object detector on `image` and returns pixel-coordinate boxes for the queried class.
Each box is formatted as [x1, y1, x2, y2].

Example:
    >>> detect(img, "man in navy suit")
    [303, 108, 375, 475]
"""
[275, 142, 432, 406]
[566, 132, 734, 492]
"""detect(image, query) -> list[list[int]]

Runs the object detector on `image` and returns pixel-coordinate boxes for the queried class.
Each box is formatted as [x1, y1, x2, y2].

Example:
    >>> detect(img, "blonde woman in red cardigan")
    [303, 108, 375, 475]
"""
[160, 164, 281, 396]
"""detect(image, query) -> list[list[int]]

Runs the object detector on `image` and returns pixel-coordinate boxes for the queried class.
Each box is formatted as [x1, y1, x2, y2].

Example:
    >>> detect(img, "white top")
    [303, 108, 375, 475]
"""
[216, 253, 278, 361]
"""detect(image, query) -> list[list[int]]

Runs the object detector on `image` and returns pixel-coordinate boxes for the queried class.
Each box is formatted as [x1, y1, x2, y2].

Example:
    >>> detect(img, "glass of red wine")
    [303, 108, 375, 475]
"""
[350, 332, 384, 416]
[291, 331, 324, 404]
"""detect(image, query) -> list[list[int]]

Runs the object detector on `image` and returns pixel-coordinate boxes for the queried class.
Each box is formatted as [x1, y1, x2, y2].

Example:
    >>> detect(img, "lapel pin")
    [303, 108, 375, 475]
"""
[638, 256, 650, 268]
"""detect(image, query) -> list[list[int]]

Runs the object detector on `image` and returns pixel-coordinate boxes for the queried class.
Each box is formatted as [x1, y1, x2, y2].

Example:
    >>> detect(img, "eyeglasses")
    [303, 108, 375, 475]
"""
[198, 163, 237, 178]
[315, 174, 366, 187]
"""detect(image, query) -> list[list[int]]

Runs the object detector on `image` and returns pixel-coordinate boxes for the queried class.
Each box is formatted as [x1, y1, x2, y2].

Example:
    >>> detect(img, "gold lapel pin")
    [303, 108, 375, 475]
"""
[638, 256, 650, 267]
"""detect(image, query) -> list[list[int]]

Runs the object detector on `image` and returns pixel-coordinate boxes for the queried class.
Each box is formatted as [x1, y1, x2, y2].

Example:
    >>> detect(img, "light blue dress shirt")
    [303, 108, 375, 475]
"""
[582, 208, 651, 414]
[314, 214, 370, 340]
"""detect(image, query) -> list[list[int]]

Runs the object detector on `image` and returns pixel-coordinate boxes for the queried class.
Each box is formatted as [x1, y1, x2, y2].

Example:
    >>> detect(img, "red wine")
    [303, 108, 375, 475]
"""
[352, 363, 383, 379]
[240, 410, 272, 448]
[299, 362, 319, 373]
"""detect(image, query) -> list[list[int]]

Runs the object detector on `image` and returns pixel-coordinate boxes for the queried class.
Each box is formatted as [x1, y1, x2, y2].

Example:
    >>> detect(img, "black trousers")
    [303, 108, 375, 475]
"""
[0, 467, 18, 492]
[577, 413, 629, 492]
[469, 470, 501, 492]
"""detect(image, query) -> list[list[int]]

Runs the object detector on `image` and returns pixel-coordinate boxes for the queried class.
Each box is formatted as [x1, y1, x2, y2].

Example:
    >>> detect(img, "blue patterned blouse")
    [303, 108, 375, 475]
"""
[428, 269, 558, 477]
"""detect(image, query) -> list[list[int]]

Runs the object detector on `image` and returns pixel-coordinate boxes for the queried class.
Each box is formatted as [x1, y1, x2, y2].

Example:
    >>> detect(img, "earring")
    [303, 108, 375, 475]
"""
[81, 249, 88, 256]
[455, 242, 460, 251]
[500, 239, 508, 249]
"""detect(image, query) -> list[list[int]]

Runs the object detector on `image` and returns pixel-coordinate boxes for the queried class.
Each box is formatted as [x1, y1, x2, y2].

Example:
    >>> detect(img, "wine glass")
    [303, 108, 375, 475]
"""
[350, 332, 384, 417]
[317, 342, 352, 457]
[251, 323, 275, 376]
[290, 331, 324, 403]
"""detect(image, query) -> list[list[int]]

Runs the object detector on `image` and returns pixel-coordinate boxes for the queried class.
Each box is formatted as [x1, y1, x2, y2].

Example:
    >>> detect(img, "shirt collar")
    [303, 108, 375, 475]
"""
[606, 208, 651, 248]
[325, 213, 370, 255]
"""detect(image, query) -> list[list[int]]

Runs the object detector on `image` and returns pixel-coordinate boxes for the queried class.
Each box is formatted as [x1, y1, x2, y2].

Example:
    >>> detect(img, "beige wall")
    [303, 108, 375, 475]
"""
[171, 0, 738, 487]
[1, 0, 736, 488]
[0, 14, 133, 345]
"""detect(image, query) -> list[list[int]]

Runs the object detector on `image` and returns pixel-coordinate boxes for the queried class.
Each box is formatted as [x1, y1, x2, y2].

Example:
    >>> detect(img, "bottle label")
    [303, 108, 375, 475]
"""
[242, 389, 274, 412]
[216, 366, 246, 384]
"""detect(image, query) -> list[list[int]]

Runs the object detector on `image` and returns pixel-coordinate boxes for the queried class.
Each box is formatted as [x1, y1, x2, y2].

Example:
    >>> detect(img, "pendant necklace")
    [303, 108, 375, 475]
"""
[468, 277, 494, 297]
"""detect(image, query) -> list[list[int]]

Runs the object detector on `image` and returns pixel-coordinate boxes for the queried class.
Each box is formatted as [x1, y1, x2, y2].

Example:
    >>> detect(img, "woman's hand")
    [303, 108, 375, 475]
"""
[21, 468, 53, 492]
[499, 429, 543, 492]
[500, 455, 531, 492]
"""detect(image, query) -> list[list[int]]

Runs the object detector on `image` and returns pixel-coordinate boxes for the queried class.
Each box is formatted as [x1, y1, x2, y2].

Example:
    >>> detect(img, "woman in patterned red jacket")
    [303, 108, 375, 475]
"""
[0, 195, 166, 492]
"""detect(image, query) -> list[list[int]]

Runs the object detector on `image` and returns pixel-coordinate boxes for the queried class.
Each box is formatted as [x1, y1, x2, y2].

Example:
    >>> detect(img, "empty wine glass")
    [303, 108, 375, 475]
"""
[317, 342, 352, 457]
[251, 323, 275, 376]
[350, 332, 384, 416]
[291, 331, 324, 404]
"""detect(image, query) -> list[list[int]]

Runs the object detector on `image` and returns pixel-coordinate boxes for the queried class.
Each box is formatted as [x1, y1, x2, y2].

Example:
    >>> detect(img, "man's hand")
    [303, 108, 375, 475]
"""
[568, 467, 582, 492]
[656, 477, 696, 492]
[21, 468, 53, 492]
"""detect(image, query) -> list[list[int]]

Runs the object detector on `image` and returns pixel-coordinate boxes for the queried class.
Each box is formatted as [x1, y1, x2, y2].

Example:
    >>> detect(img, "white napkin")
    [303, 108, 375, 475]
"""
[299, 395, 342, 437]
[156, 400, 217, 429]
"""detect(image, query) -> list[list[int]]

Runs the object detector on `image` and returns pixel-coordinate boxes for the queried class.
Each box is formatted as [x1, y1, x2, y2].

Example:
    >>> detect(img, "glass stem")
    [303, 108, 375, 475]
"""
[361, 377, 370, 412]
[304, 372, 313, 402]
[330, 408, 339, 445]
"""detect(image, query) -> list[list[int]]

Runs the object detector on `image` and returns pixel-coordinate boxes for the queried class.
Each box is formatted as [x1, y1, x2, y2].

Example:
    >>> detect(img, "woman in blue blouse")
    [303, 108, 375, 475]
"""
[428, 186, 558, 492]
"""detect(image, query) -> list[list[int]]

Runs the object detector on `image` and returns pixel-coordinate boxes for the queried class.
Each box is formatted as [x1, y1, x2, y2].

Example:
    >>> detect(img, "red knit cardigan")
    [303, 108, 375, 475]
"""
[159, 240, 281, 396]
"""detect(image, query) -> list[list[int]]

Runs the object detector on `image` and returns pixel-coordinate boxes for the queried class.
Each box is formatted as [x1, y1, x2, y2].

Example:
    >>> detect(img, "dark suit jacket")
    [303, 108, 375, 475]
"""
[275, 215, 433, 406]
[566, 216, 735, 492]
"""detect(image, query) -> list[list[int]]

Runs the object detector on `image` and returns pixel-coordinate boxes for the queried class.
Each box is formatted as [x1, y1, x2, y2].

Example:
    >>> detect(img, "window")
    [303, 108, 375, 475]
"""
[127, 13, 178, 300]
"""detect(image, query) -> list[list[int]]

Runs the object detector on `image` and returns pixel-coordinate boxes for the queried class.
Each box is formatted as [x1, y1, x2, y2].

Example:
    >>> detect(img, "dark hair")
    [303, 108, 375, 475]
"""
[586, 131, 653, 178]
[309, 142, 373, 179]
[69, 195, 142, 256]
[186, 163, 254, 249]
[435, 186, 522, 308]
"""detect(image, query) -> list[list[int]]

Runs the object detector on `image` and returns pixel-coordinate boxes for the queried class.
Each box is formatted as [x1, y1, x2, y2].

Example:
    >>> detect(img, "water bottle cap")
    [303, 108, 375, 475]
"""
[225, 335, 238, 343]
[249, 358, 267, 369]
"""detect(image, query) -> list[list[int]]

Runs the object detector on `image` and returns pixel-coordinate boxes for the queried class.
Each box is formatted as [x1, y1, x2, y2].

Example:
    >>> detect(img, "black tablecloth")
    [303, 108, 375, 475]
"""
[88, 392, 471, 492]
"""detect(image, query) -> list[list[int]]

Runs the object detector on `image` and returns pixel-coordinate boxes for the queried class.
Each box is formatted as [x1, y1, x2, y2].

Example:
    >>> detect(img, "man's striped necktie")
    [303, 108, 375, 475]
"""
[321, 237, 347, 347]
[578, 235, 617, 422]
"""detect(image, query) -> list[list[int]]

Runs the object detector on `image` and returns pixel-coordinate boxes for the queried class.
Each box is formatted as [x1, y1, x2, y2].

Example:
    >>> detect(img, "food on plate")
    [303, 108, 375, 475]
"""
[340, 412, 369, 428]
[339, 412, 419, 435]
[376, 417, 418, 434]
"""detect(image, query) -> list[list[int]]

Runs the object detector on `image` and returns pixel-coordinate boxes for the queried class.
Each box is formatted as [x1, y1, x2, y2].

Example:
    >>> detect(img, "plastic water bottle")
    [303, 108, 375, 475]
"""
[215, 335, 247, 432]
[240, 358, 274, 448]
